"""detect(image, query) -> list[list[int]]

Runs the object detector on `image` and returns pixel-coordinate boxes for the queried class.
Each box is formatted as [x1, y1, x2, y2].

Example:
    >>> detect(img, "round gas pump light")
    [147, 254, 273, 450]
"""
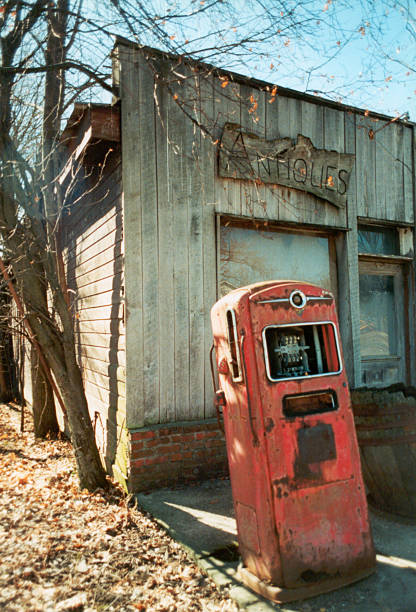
[289, 289, 307, 309]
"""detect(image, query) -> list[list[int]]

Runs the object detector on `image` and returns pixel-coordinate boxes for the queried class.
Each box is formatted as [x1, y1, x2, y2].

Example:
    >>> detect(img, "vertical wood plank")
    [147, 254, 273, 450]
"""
[392, 122, 405, 221]
[337, 110, 361, 386]
[202, 203, 217, 419]
[199, 72, 218, 417]
[300, 100, 326, 227]
[301, 100, 324, 148]
[119, 45, 144, 429]
[139, 56, 160, 426]
[186, 67, 205, 420]
[261, 91, 280, 221]
[239, 84, 267, 219]
[275, 95, 294, 222]
[323, 106, 348, 229]
[168, 66, 190, 421]
[375, 120, 393, 220]
[355, 115, 377, 219]
[213, 78, 241, 215]
[155, 69, 176, 423]
[403, 125, 414, 224]
[411, 124, 416, 386]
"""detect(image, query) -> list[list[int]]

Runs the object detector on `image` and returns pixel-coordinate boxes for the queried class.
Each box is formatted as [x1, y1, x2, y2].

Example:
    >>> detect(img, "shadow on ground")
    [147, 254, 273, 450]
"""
[137, 478, 416, 612]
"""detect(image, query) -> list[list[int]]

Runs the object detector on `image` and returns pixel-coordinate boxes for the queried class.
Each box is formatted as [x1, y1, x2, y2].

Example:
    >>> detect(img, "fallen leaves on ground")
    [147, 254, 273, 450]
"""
[0, 404, 238, 611]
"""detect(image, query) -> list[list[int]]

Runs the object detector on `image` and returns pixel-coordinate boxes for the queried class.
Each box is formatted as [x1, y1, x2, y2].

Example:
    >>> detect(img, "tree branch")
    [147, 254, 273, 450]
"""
[0, 61, 113, 92]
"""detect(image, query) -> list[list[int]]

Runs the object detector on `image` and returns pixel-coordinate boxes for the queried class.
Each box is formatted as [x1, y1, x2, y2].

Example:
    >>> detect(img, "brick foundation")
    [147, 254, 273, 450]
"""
[129, 419, 229, 492]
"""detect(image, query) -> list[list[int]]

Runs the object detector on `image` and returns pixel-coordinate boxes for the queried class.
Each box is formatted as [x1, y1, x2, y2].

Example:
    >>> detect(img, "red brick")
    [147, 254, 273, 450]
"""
[171, 432, 195, 442]
[134, 430, 156, 440]
[168, 453, 184, 462]
[131, 448, 157, 460]
[205, 439, 226, 448]
[191, 440, 208, 450]
[157, 428, 172, 436]
[144, 456, 169, 466]
[144, 438, 163, 448]
[206, 422, 222, 431]
[180, 451, 193, 459]
[159, 444, 182, 455]
[131, 440, 145, 451]
[195, 432, 208, 440]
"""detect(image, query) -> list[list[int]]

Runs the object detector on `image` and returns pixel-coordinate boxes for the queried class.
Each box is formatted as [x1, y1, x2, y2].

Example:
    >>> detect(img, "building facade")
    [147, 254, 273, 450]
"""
[61, 39, 416, 491]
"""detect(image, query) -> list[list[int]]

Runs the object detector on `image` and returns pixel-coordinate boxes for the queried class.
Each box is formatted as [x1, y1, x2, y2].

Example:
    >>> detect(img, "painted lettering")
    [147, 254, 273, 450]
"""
[338, 169, 348, 195]
[293, 158, 307, 184]
[310, 161, 324, 189]
[325, 165, 338, 191]
[257, 153, 272, 177]
[277, 157, 290, 180]
[218, 125, 356, 208]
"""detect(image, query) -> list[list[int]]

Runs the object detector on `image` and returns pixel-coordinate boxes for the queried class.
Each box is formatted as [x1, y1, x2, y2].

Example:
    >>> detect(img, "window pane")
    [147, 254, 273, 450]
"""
[359, 274, 396, 357]
[358, 226, 399, 255]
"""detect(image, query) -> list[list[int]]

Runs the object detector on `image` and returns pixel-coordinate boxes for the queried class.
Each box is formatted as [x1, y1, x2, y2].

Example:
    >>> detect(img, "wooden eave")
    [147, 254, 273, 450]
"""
[59, 103, 120, 185]
[61, 103, 120, 156]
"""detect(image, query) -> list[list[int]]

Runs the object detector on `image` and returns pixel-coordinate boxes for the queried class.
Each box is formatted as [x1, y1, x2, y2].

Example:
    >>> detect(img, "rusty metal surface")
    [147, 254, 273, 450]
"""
[210, 280, 375, 601]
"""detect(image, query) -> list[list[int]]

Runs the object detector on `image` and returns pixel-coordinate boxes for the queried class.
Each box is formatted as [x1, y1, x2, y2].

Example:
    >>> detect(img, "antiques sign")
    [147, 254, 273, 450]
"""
[218, 123, 355, 209]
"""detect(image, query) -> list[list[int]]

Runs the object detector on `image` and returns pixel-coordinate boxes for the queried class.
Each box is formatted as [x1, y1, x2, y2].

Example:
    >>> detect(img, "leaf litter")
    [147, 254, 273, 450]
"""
[0, 404, 238, 611]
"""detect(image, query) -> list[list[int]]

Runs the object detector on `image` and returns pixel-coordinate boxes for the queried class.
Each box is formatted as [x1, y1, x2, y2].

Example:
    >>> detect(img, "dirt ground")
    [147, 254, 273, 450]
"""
[0, 404, 238, 611]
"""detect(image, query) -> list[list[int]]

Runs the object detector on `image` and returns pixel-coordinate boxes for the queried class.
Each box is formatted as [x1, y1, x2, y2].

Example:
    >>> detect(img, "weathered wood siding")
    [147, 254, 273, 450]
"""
[117, 43, 415, 427]
[63, 152, 127, 483]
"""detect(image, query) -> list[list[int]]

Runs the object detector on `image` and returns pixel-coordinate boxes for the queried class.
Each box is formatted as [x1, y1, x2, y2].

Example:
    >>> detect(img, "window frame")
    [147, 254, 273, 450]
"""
[262, 321, 343, 383]
[358, 257, 409, 387]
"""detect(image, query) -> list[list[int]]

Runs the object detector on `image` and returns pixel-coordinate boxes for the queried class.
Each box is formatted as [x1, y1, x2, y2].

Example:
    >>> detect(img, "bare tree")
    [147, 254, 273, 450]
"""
[0, 1, 109, 490]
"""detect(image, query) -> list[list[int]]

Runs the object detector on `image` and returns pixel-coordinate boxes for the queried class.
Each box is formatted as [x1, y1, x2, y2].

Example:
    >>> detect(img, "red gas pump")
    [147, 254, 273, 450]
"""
[211, 281, 375, 603]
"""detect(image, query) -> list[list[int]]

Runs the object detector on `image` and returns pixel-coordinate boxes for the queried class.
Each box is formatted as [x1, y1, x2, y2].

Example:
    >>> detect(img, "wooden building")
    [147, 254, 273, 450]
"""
[60, 38, 416, 491]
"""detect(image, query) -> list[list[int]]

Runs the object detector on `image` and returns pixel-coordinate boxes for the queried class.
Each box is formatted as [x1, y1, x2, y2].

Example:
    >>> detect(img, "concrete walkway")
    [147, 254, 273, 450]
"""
[137, 478, 416, 611]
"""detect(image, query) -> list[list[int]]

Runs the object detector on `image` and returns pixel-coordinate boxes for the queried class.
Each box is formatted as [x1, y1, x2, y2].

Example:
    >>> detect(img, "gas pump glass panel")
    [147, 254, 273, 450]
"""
[263, 322, 342, 382]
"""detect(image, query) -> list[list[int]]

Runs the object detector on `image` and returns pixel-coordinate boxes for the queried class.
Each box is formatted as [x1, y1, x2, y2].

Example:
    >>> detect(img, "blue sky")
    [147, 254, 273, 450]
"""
[211, 1, 416, 120]
[94, 0, 416, 120]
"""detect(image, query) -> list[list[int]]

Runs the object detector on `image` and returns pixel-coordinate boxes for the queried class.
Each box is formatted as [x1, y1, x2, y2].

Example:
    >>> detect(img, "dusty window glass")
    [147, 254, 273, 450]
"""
[359, 274, 396, 358]
[358, 226, 399, 256]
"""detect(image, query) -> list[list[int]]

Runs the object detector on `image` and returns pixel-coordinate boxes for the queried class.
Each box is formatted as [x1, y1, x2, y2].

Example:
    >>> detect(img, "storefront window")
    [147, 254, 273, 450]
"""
[359, 274, 396, 358]
[358, 226, 399, 256]
[359, 262, 405, 386]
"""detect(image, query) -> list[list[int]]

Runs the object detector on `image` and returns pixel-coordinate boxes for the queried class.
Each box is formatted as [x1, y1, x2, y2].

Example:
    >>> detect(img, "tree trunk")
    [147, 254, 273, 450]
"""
[21, 271, 109, 491]
[57, 355, 108, 491]
[0, 0, 109, 492]
[30, 345, 59, 438]
[4, 241, 109, 491]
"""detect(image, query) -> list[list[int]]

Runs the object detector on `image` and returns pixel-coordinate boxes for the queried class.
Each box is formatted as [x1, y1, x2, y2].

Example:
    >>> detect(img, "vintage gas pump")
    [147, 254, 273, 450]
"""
[211, 281, 375, 603]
